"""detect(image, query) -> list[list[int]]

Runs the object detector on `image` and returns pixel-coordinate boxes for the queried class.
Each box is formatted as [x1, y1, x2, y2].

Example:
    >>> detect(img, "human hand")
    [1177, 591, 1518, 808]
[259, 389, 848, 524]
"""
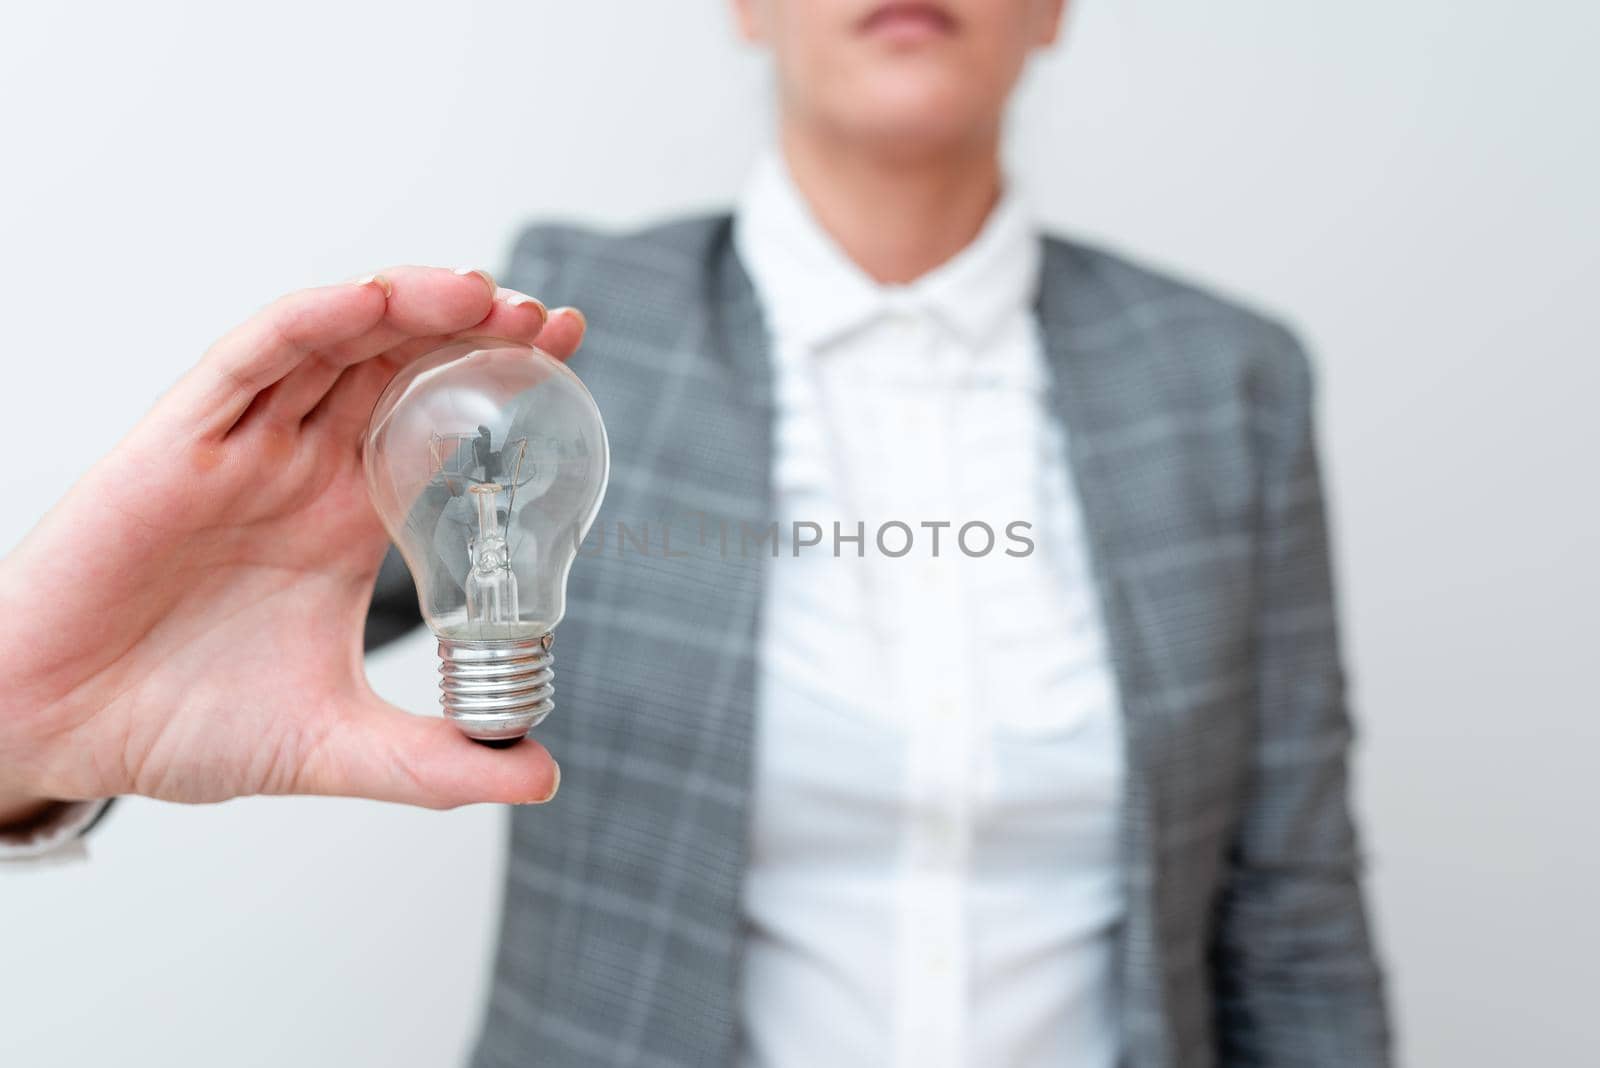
[0, 267, 584, 823]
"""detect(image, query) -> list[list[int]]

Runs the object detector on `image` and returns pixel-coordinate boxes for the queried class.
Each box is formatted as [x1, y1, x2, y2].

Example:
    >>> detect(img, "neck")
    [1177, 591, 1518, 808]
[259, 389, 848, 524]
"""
[780, 120, 1003, 285]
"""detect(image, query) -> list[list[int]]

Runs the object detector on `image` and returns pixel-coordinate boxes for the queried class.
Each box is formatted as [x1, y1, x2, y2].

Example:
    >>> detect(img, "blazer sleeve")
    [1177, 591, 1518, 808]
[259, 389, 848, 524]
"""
[0, 798, 114, 864]
[364, 545, 424, 653]
[1211, 335, 1394, 1066]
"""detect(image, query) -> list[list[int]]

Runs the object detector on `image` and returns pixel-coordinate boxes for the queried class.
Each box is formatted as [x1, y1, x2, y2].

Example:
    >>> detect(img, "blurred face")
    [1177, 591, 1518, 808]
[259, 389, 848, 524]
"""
[733, 0, 1066, 154]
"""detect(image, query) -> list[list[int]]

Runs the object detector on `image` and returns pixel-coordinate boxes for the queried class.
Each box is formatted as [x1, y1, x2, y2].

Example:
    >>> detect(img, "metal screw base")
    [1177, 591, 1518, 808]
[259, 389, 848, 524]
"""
[438, 632, 554, 743]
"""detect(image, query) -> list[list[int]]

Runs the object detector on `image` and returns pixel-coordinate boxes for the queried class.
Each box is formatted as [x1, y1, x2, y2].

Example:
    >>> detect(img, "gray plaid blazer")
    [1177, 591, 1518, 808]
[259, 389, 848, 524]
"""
[370, 216, 1391, 1067]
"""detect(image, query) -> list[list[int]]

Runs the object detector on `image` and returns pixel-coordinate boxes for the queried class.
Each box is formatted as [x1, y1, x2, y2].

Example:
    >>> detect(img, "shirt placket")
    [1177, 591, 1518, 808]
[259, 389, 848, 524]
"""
[879, 311, 974, 1068]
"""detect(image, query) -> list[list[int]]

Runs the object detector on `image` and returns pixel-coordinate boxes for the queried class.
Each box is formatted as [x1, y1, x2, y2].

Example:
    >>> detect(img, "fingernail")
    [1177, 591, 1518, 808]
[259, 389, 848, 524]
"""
[351, 273, 393, 298]
[552, 306, 587, 331]
[499, 288, 547, 316]
[453, 266, 497, 294]
[533, 760, 560, 803]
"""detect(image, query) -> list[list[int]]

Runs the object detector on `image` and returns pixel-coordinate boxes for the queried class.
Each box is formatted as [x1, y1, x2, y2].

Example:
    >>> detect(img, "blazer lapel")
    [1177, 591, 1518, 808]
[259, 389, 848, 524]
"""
[1036, 238, 1177, 1068]
[516, 218, 775, 1067]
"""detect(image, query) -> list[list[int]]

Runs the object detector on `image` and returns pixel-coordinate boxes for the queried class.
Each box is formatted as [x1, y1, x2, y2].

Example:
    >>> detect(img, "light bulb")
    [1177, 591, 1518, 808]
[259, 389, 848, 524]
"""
[363, 338, 609, 745]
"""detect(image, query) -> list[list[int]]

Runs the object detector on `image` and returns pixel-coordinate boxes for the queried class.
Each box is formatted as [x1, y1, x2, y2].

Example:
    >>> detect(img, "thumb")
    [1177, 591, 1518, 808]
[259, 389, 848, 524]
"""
[297, 700, 560, 809]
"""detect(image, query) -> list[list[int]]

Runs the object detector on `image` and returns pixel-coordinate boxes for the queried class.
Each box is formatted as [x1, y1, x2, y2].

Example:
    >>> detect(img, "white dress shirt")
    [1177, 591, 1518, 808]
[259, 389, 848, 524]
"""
[734, 153, 1126, 1068]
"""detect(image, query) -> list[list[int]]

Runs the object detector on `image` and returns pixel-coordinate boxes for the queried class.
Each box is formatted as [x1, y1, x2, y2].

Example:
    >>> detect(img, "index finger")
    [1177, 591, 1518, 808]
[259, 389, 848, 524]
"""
[172, 266, 501, 440]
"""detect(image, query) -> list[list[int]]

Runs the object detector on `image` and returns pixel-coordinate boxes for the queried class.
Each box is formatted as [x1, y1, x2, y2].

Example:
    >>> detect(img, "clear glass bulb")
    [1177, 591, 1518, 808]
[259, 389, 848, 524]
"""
[363, 339, 609, 744]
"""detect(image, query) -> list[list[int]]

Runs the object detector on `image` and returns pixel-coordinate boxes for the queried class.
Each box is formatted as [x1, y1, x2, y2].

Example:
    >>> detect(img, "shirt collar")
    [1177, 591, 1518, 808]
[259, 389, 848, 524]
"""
[733, 149, 1041, 354]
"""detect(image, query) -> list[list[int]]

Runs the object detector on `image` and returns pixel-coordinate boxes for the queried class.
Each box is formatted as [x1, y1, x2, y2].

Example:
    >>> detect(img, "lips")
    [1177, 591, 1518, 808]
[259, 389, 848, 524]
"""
[858, 2, 959, 40]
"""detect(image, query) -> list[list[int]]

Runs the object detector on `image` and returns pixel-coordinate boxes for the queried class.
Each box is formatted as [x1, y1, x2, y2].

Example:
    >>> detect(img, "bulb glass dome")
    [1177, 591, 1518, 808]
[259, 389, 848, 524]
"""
[364, 338, 609, 742]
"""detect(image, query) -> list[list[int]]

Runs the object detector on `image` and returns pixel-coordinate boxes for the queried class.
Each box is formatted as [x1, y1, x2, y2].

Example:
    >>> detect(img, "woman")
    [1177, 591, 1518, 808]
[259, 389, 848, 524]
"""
[0, 2, 1390, 1065]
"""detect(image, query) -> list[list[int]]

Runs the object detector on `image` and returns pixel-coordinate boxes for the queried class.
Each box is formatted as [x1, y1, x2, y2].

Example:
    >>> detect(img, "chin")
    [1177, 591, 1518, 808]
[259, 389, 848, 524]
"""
[827, 73, 995, 153]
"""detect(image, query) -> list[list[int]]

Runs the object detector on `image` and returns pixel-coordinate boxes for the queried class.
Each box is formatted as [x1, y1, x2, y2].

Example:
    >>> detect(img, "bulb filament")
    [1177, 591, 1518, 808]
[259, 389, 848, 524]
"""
[466, 482, 519, 627]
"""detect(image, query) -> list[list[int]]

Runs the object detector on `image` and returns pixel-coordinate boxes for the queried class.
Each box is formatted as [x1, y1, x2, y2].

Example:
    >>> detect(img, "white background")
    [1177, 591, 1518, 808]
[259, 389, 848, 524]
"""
[2, 2, 1596, 1065]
